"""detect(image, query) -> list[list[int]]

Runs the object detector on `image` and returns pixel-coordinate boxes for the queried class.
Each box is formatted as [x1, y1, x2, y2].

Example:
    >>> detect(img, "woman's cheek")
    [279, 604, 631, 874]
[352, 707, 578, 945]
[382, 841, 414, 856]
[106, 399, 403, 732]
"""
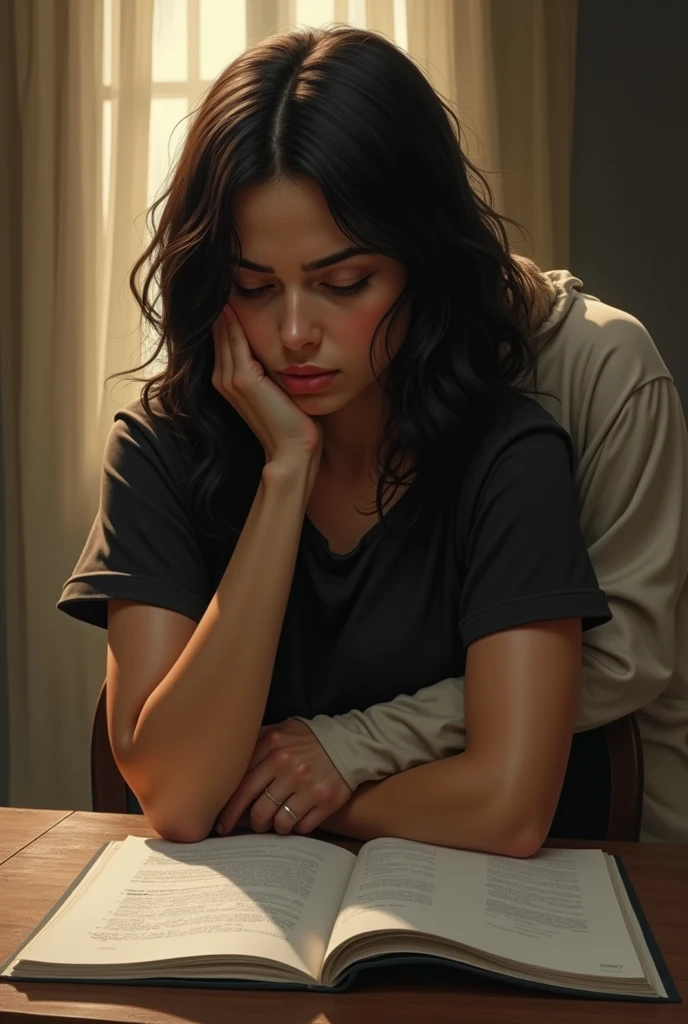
[235, 309, 270, 362]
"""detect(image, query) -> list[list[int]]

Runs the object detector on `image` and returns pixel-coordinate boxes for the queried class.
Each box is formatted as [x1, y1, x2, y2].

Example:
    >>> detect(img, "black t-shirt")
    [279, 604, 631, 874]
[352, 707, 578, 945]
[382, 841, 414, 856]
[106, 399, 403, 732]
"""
[57, 392, 611, 724]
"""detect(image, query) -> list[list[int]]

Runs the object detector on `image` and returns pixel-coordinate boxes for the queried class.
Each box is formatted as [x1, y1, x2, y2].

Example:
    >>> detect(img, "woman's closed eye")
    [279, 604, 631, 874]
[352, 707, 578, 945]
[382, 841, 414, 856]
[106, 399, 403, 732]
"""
[233, 274, 374, 300]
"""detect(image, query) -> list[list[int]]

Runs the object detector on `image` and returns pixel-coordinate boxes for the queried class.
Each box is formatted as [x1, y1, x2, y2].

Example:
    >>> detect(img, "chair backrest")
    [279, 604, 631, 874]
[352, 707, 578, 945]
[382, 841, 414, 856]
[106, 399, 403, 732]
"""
[603, 711, 644, 841]
[90, 677, 645, 840]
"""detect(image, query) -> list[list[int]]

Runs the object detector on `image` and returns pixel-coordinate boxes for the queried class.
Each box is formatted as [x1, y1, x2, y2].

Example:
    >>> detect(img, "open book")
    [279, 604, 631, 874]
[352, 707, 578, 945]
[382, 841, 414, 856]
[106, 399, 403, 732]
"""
[0, 833, 680, 1001]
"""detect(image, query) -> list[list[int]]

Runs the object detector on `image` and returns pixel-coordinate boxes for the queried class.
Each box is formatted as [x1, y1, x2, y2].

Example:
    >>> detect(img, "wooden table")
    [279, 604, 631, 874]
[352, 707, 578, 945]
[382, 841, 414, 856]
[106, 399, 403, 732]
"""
[0, 809, 686, 1022]
[0, 808, 73, 867]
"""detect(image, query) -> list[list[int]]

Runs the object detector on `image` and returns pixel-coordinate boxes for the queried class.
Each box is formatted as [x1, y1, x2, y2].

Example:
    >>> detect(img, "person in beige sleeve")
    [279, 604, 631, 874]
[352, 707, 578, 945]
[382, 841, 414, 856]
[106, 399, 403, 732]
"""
[285, 260, 688, 845]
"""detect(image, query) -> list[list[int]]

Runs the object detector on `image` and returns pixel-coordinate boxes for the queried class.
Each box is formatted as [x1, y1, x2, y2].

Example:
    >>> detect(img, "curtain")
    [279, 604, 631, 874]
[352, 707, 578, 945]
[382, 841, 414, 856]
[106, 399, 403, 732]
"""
[0, 0, 578, 810]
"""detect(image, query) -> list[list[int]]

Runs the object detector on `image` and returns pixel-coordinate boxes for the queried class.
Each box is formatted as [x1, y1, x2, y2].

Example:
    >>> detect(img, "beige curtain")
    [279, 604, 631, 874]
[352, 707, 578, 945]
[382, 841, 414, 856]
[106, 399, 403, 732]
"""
[0, 0, 578, 810]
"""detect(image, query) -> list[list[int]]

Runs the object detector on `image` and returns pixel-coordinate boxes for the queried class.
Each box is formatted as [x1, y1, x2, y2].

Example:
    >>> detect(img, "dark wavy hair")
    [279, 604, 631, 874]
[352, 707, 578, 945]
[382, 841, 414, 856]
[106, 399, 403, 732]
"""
[108, 24, 542, 539]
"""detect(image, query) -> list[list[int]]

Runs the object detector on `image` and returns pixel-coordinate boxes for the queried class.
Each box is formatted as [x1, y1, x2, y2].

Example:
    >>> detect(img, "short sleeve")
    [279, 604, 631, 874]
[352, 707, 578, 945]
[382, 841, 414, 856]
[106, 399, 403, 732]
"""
[57, 405, 211, 630]
[458, 420, 612, 647]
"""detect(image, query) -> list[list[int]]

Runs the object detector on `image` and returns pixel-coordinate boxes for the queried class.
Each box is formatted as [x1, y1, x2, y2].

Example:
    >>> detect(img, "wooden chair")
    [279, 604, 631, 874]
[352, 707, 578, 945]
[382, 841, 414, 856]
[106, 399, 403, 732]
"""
[600, 713, 645, 841]
[90, 677, 645, 841]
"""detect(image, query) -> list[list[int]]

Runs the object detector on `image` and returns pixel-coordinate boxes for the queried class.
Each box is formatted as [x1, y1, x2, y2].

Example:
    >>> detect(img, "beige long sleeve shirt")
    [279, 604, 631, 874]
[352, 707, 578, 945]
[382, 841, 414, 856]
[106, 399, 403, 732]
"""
[293, 270, 688, 844]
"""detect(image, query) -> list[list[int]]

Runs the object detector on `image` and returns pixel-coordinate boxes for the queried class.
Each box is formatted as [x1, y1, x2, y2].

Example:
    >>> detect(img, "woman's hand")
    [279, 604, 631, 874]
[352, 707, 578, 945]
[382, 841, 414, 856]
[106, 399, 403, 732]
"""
[212, 303, 323, 466]
[215, 720, 353, 836]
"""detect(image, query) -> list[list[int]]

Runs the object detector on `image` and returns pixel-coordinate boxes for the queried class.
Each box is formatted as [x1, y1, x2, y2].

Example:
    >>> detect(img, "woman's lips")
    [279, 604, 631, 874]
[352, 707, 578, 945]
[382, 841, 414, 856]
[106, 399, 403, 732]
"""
[278, 370, 340, 394]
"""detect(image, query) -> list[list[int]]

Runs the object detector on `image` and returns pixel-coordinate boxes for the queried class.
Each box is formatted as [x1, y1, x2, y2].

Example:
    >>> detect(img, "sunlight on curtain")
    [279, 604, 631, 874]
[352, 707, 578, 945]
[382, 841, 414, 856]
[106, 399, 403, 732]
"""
[102, 0, 407, 376]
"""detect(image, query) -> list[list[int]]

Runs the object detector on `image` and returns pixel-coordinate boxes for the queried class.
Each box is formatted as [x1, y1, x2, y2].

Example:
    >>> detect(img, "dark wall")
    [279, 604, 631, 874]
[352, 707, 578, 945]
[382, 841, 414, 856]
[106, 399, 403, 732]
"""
[0, 384, 6, 806]
[0, 0, 12, 806]
[570, 0, 688, 410]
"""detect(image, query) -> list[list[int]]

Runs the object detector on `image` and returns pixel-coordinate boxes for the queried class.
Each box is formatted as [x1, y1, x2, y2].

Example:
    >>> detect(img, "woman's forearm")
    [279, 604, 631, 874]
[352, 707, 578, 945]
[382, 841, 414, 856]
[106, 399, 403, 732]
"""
[122, 459, 315, 843]
[316, 752, 540, 858]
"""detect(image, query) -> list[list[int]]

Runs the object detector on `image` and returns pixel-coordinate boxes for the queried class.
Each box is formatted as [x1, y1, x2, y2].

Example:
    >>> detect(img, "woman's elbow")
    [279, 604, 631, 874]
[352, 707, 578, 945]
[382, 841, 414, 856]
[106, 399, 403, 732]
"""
[492, 790, 552, 859]
[132, 785, 219, 844]
[148, 808, 216, 844]
[120, 757, 230, 843]
[504, 823, 548, 858]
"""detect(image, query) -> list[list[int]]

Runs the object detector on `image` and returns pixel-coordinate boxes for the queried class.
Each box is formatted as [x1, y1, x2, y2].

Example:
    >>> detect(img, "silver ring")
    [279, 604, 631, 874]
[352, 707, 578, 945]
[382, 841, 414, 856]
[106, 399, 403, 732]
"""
[264, 786, 281, 806]
[281, 802, 300, 821]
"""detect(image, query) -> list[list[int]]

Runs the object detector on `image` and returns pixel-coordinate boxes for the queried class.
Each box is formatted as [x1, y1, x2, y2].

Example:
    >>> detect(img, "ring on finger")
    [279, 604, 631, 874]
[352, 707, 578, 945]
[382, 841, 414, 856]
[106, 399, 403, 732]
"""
[264, 786, 282, 807]
[280, 802, 300, 822]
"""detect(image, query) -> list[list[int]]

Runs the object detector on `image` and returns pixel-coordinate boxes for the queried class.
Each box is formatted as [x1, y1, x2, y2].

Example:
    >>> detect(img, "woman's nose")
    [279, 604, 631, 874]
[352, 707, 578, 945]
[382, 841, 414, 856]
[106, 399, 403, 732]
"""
[279, 294, 322, 350]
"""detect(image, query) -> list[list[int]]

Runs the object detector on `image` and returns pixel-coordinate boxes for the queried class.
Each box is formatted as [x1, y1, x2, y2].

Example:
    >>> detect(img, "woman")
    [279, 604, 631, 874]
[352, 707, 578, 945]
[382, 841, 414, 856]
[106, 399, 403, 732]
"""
[57, 25, 613, 851]
[236, 261, 688, 847]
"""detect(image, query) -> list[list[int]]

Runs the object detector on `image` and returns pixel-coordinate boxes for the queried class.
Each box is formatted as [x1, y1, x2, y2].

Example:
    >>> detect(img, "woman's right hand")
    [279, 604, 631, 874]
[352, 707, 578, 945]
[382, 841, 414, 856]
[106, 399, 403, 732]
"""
[212, 303, 323, 470]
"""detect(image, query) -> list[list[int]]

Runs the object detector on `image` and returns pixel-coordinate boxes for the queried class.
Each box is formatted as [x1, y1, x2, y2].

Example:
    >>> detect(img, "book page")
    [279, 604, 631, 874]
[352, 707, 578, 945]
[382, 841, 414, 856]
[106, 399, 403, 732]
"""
[9, 833, 355, 983]
[325, 839, 645, 981]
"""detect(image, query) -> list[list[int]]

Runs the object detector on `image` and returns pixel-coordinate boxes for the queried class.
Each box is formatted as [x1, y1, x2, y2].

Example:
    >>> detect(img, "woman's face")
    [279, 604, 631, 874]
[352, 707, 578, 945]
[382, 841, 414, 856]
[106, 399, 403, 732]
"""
[228, 177, 410, 413]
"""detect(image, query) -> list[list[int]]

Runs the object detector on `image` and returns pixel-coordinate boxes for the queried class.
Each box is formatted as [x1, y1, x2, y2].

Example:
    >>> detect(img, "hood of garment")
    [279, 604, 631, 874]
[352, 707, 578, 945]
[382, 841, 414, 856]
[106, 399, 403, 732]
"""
[511, 254, 600, 349]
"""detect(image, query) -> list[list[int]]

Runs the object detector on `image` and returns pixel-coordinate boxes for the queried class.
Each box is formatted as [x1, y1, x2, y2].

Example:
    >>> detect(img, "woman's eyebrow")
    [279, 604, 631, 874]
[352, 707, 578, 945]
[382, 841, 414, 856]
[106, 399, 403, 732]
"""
[237, 246, 375, 274]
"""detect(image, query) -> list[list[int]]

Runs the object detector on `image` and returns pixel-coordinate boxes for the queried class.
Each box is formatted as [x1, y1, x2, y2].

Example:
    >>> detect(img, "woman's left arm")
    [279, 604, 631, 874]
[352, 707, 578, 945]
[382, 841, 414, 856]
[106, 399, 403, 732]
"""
[318, 618, 581, 858]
